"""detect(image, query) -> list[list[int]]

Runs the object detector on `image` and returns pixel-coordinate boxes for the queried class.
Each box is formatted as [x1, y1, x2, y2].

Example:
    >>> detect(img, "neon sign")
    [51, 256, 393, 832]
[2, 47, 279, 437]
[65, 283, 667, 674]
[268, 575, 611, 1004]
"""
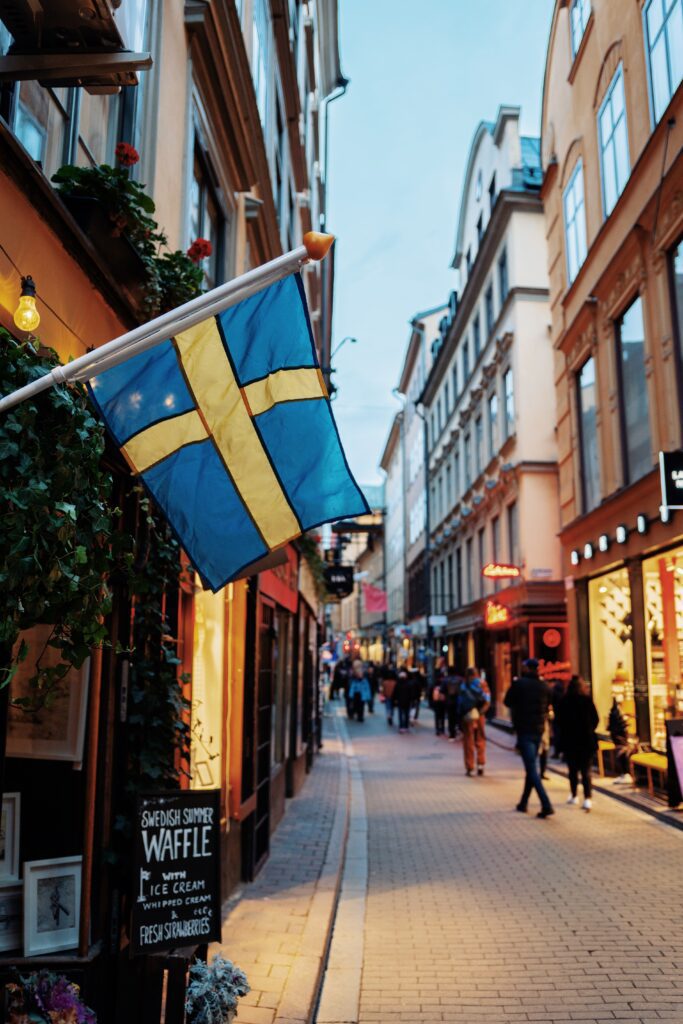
[482, 562, 521, 580]
[485, 600, 511, 628]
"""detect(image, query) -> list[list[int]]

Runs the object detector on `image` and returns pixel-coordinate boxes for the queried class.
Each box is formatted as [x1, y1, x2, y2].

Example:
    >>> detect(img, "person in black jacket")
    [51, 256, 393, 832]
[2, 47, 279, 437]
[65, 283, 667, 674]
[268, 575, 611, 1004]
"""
[556, 675, 599, 811]
[504, 658, 554, 818]
[394, 670, 413, 734]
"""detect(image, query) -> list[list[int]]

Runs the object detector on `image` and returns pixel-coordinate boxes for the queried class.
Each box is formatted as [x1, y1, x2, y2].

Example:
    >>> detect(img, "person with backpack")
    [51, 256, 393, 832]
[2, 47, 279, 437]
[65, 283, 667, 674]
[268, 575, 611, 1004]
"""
[346, 659, 372, 722]
[504, 658, 554, 818]
[445, 671, 463, 741]
[457, 667, 490, 776]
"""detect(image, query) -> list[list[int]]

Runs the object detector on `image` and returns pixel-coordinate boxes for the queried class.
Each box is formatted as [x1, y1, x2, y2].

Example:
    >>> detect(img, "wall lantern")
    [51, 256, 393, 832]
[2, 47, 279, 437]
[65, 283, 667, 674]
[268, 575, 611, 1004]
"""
[583, 542, 594, 560]
[636, 514, 648, 535]
[570, 549, 580, 566]
[598, 534, 610, 553]
[615, 524, 628, 544]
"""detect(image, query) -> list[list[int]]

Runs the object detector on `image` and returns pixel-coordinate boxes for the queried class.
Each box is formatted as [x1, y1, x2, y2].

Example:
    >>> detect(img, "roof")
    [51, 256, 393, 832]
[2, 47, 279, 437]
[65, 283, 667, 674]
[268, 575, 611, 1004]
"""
[410, 301, 449, 325]
[379, 413, 402, 473]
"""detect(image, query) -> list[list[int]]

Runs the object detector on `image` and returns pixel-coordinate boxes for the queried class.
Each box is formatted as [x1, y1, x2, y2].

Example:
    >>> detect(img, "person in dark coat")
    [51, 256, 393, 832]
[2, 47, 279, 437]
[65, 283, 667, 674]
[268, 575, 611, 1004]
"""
[608, 698, 631, 784]
[556, 675, 599, 811]
[331, 656, 351, 701]
[394, 669, 413, 733]
[431, 658, 447, 736]
[504, 658, 554, 818]
[444, 671, 463, 741]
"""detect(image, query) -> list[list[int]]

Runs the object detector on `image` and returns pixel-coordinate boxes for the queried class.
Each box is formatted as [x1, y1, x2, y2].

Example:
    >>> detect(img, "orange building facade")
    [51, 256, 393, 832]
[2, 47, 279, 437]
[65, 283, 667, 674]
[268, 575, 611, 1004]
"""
[542, 0, 683, 761]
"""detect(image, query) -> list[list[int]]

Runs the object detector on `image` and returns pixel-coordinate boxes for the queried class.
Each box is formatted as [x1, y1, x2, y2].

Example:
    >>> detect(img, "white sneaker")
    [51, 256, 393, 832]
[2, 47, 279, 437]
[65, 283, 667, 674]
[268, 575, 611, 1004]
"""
[582, 799, 592, 811]
[612, 774, 630, 785]
[566, 795, 578, 805]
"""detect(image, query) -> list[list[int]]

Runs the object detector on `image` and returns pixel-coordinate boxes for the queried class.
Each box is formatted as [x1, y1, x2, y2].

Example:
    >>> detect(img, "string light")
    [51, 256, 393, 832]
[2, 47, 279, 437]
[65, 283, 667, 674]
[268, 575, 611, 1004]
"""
[0, 240, 88, 349]
[13, 276, 40, 333]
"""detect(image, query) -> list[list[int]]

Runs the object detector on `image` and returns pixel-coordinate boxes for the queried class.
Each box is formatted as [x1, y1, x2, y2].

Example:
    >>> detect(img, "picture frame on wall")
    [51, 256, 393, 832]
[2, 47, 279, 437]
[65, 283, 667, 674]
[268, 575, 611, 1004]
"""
[7, 625, 90, 764]
[0, 885, 22, 953]
[0, 793, 20, 884]
[23, 856, 82, 956]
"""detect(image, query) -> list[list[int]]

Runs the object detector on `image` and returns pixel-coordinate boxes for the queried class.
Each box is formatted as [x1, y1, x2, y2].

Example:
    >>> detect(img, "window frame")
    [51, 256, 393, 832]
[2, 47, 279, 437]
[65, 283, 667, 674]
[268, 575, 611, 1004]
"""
[615, 294, 654, 486]
[667, 235, 683, 436]
[643, 0, 683, 126]
[563, 158, 588, 286]
[503, 367, 515, 439]
[570, 0, 592, 58]
[576, 355, 602, 514]
[487, 390, 498, 459]
[485, 282, 495, 337]
[498, 247, 509, 305]
[597, 63, 630, 219]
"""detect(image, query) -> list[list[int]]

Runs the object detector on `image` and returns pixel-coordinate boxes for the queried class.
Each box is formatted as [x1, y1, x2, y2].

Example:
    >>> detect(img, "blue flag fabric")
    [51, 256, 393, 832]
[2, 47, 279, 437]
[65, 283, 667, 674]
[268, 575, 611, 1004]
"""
[89, 274, 368, 590]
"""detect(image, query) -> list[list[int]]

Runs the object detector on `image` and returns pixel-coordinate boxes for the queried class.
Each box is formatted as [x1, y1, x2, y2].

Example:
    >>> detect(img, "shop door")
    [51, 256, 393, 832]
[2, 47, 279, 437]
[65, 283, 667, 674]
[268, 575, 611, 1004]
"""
[254, 601, 274, 870]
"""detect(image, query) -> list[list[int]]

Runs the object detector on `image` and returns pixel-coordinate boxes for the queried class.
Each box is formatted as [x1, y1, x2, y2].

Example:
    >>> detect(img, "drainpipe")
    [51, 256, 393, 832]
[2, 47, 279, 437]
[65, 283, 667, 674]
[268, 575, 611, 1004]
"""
[318, 76, 349, 385]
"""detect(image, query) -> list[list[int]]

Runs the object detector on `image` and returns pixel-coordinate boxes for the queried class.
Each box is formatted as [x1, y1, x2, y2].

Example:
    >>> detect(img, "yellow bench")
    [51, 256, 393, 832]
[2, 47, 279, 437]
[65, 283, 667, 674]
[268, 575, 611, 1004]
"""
[630, 751, 668, 796]
[596, 739, 615, 777]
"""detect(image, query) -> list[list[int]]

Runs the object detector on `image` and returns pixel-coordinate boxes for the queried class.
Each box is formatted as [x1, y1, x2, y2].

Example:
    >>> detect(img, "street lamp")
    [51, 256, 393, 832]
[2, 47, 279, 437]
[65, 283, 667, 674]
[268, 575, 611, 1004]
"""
[330, 335, 358, 361]
[321, 336, 359, 399]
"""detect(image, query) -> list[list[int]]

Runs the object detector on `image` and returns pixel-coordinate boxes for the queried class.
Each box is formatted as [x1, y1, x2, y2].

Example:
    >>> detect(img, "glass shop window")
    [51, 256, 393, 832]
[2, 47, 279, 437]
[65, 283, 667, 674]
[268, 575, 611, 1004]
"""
[588, 568, 636, 737]
[642, 546, 683, 751]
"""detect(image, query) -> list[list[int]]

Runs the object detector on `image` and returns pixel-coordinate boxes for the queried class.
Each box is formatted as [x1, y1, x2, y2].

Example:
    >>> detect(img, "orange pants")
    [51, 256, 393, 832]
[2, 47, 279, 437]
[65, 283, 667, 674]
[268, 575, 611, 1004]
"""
[462, 717, 486, 771]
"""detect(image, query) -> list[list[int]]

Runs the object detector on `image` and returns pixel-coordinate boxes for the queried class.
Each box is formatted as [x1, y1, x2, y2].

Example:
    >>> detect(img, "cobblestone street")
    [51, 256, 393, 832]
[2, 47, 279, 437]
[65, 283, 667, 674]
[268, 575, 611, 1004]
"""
[352, 709, 683, 1024]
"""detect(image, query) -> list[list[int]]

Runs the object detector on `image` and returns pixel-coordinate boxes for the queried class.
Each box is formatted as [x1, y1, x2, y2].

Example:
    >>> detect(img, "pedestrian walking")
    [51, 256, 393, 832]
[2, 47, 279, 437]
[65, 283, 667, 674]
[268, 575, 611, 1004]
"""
[457, 667, 490, 776]
[346, 659, 372, 722]
[394, 669, 413, 734]
[431, 661, 447, 736]
[381, 663, 398, 726]
[504, 658, 555, 818]
[331, 655, 351, 701]
[366, 661, 378, 714]
[556, 675, 599, 811]
[444, 671, 463, 741]
[608, 697, 632, 785]
[409, 669, 423, 724]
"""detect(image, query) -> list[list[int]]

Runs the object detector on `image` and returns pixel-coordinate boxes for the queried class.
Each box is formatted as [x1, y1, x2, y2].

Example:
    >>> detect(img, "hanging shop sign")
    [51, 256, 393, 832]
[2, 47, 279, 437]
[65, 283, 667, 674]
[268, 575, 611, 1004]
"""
[484, 600, 511, 628]
[482, 562, 520, 580]
[659, 451, 683, 511]
[665, 719, 683, 808]
[323, 565, 354, 599]
[131, 789, 222, 955]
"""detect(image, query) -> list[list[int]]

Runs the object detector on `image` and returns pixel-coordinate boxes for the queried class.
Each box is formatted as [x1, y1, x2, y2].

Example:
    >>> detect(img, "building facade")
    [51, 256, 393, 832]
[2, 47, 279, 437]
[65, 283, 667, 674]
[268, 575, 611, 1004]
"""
[380, 413, 405, 656]
[422, 106, 566, 718]
[397, 304, 446, 661]
[542, 0, 683, 755]
[0, 0, 342, 1015]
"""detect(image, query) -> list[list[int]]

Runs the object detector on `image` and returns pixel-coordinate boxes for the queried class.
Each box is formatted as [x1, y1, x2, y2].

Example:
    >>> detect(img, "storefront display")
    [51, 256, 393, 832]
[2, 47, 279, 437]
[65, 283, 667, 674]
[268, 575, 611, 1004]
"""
[642, 546, 683, 751]
[588, 569, 636, 735]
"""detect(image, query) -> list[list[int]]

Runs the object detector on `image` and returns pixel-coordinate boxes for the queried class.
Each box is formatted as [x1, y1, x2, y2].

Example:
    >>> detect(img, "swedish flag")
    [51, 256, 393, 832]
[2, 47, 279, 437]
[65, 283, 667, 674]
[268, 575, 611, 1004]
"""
[89, 274, 368, 590]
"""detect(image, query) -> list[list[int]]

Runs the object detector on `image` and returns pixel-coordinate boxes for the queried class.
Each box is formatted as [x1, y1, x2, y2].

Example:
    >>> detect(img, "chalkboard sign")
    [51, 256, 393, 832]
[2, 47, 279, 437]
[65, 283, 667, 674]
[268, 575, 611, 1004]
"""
[131, 789, 222, 954]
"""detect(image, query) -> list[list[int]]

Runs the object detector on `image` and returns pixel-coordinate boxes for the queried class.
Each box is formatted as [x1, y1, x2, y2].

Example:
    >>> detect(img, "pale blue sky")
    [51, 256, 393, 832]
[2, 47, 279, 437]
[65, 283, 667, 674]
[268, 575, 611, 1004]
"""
[327, 0, 553, 485]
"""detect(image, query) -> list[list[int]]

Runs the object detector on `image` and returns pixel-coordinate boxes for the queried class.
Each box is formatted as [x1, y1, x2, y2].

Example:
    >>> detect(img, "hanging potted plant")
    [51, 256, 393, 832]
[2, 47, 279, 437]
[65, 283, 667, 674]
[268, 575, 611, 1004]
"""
[185, 955, 250, 1024]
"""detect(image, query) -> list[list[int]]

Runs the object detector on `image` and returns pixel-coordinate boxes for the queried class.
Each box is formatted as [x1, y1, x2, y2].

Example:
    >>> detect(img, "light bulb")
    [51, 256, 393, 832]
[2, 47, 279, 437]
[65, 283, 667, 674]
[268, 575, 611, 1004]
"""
[13, 276, 40, 333]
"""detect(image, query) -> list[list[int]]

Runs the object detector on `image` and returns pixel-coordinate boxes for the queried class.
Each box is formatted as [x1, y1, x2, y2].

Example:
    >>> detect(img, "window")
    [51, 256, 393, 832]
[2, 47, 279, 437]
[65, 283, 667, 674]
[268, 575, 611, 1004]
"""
[475, 415, 483, 476]
[498, 248, 509, 304]
[671, 240, 683, 402]
[456, 547, 463, 607]
[466, 538, 473, 603]
[437, 475, 443, 522]
[570, 0, 591, 57]
[252, 0, 269, 126]
[476, 213, 484, 244]
[488, 392, 498, 458]
[446, 463, 452, 509]
[477, 529, 485, 600]
[564, 160, 588, 285]
[463, 339, 470, 381]
[432, 566, 439, 614]
[466, 247, 472, 275]
[489, 173, 497, 215]
[491, 517, 500, 593]
[447, 554, 454, 612]
[473, 316, 481, 360]
[444, 381, 450, 416]
[452, 364, 459, 402]
[644, 0, 683, 123]
[454, 450, 461, 499]
[464, 432, 472, 488]
[588, 568, 634, 738]
[190, 147, 225, 289]
[617, 296, 652, 484]
[577, 357, 601, 513]
[437, 398, 442, 434]
[430, 414, 436, 449]
[507, 502, 519, 566]
[503, 368, 515, 438]
[598, 66, 630, 218]
[485, 284, 495, 336]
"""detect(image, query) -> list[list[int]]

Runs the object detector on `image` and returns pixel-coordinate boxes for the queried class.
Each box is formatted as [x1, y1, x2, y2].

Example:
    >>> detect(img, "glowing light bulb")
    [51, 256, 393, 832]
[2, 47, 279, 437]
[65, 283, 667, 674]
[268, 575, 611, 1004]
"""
[13, 276, 40, 333]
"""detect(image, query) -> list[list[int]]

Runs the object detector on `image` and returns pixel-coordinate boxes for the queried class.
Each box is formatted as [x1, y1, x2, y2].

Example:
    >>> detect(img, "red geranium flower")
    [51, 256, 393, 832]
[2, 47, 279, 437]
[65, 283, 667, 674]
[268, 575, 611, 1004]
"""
[187, 237, 213, 263]
[115, 141, 140, 167]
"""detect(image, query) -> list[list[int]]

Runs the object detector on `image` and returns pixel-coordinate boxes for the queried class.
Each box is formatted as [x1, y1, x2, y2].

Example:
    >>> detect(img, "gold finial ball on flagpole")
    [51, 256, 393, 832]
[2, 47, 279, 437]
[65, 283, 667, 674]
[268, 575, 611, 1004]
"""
[303, 232, 335, 261]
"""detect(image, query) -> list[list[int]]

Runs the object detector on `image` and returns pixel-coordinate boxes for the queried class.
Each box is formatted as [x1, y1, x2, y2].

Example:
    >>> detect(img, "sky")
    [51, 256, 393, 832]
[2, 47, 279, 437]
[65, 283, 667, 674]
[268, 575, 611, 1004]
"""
[326, 0, 554, 486]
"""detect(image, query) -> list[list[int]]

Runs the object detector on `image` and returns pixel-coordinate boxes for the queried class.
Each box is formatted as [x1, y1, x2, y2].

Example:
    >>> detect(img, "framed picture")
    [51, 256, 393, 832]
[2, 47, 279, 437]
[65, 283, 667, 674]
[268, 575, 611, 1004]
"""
[7, 625, 90, 763]
[24, 856, 82, 956]
[0, 793, 20, 884]
[0, 885, 22, 953]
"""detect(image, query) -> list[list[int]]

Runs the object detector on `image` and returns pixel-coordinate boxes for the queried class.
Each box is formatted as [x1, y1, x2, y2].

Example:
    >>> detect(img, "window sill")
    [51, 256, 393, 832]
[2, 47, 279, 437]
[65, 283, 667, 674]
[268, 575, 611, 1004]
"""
[567, 12, 594, 86]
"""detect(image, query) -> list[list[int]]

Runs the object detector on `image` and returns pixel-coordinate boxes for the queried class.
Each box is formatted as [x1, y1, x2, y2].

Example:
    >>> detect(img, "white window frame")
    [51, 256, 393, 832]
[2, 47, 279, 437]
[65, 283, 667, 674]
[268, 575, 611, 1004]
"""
[598, 64, 630, 218]
[563, 159, 588, 286]
[570, 0, 591, 58]
[643, 0, 683, 125]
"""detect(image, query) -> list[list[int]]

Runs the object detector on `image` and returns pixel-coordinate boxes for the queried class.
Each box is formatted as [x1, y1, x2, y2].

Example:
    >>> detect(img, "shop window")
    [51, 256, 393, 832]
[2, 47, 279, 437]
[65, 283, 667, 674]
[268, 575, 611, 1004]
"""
[488, 391, 498, 459]
[643, 0, 683, 124]
[577, 356, 601, 512]
[570, 0, 591, 57]
[616, 296, 653, 484]
[643, 547, 683, 750]
[190, 589, 224, 789]
[588, 568, 635, 736]
[189, 147, 225, 290]
[598, 65, 630, 218]
[564, 159, 588, 285]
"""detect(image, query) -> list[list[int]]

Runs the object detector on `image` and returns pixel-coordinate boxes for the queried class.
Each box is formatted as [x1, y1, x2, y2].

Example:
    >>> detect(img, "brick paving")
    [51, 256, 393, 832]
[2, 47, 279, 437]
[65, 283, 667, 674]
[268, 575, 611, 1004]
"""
[353, 710, 683, 1024]
[212, 715, 346, 1024]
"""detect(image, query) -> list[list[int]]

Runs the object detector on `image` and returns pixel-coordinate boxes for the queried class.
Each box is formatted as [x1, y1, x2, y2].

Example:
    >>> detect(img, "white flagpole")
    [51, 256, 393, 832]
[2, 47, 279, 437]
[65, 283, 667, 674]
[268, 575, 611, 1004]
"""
[0, 232, 334, 413]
